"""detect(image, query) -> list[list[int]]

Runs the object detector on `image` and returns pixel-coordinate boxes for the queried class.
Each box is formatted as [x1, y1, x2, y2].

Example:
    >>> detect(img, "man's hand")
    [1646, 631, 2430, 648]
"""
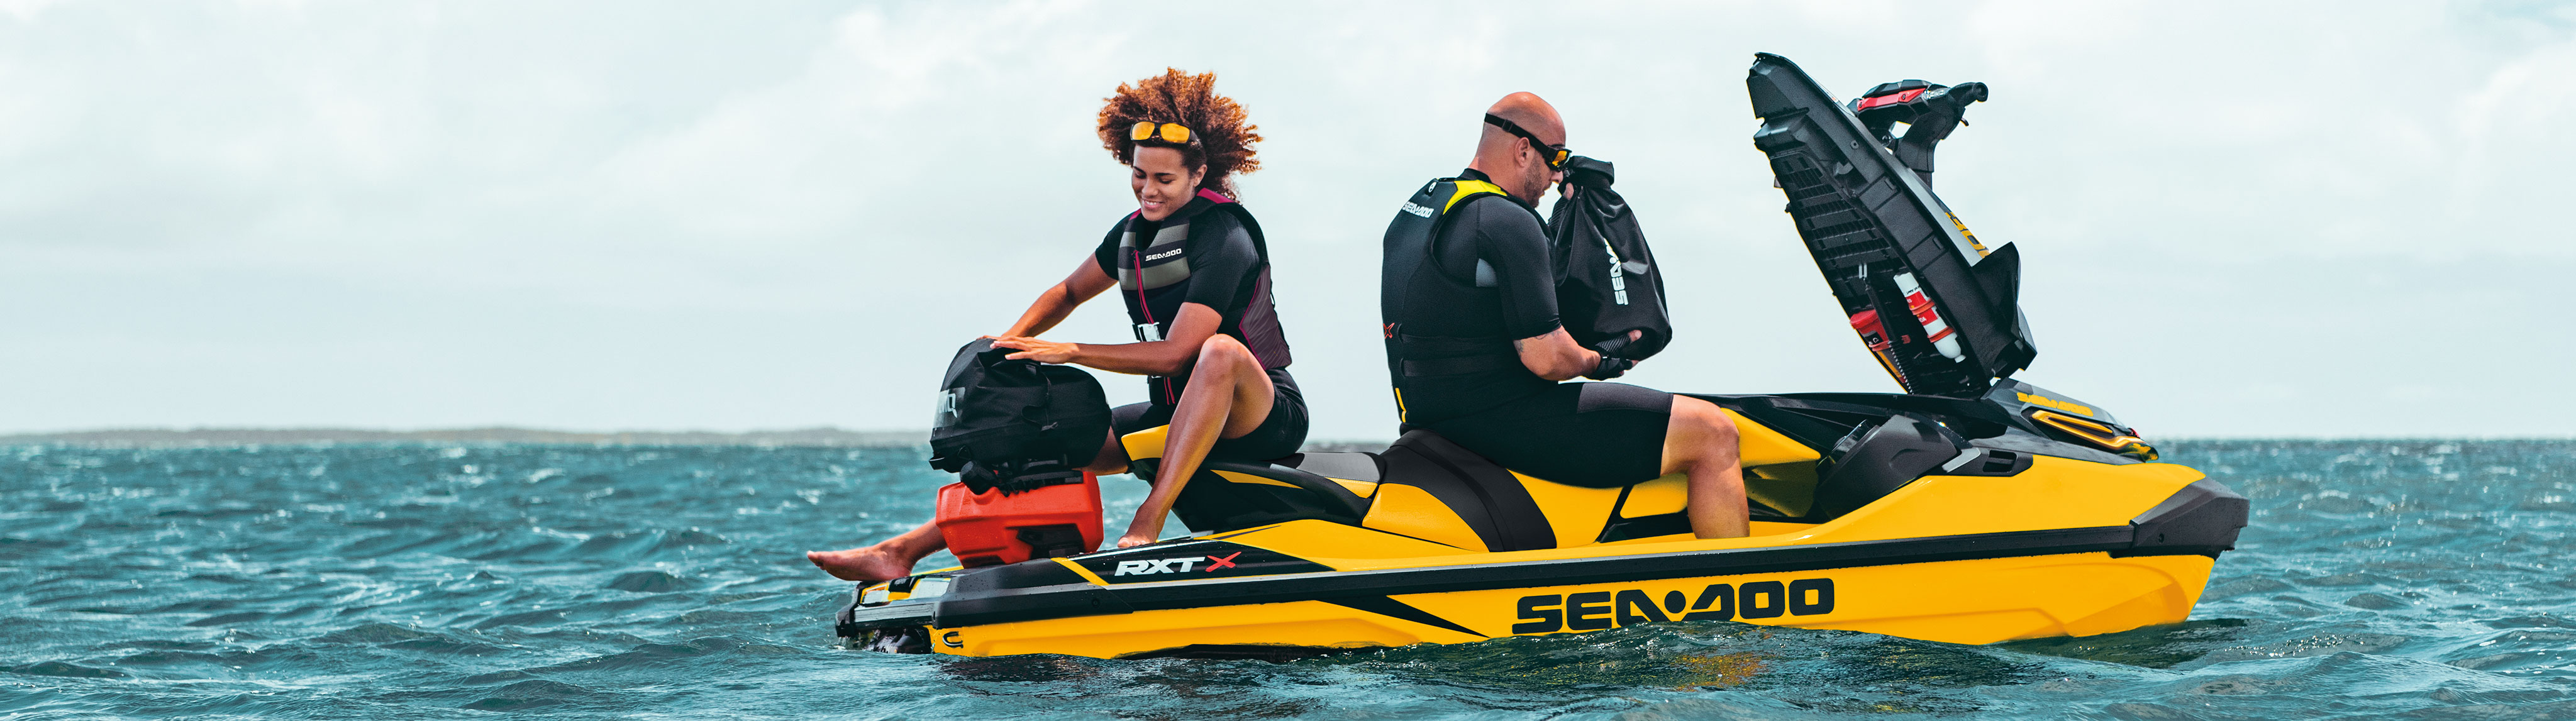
[991, 336, 1080, 364]
[1593, 329, 1649, 361]
[1584, 356, 1636, 380]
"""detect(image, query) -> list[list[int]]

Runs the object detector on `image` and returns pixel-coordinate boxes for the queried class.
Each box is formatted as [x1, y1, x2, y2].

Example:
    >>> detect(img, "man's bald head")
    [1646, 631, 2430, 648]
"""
[1482, 92, 1565, 149]
[1468, 92, 1567, 201]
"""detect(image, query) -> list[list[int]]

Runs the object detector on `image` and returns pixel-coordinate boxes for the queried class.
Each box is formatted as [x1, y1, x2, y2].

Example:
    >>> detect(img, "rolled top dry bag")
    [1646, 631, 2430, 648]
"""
[1545, 156, 1673, 361]
[926, 338, 1113, 493]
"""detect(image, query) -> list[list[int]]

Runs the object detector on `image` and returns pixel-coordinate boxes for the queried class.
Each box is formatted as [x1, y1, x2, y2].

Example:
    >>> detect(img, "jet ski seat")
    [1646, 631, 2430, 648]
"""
[1119, 426, 1375, 532]
[1121, 415, 1834, 551]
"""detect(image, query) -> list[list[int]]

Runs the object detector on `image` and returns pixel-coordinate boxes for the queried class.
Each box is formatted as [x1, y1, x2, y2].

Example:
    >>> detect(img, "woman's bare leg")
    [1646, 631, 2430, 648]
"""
[1663, 395, 1750, 539]
[809, 429, 1129, 581]
[1117, 335, 1274, 547]
[806, 521, 943, 581]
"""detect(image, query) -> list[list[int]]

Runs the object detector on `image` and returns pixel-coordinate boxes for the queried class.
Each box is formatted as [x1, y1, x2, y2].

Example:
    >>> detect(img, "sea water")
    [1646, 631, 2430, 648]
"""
[3, 440, 2572, 719]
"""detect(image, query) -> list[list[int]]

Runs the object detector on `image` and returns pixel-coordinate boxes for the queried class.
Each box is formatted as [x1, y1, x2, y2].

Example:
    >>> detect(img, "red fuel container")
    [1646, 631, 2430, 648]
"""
[933, 473, 1103, 568]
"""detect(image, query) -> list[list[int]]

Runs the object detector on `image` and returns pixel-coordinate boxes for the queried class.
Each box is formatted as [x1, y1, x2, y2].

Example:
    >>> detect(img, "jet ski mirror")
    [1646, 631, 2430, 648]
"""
[1848, 80, 1989, 189]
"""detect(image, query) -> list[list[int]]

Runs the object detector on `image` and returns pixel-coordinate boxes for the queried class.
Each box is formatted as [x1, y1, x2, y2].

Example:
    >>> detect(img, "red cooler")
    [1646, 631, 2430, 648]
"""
[933, 473, 1103, 568]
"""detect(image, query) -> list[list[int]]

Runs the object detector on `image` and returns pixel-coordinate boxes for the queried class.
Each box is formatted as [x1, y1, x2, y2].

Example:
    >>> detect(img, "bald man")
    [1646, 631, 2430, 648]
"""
[1379, 93, 1750, 539]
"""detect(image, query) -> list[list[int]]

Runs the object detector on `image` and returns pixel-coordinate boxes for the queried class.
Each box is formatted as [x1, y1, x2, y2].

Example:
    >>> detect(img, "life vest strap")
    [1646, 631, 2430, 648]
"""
[1392, 332, 1519, 378]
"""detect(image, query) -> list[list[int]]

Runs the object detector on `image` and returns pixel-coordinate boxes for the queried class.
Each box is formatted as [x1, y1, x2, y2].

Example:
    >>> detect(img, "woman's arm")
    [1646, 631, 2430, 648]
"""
[994, 302, 1221, 376]
[1002, 258, 1119, 338]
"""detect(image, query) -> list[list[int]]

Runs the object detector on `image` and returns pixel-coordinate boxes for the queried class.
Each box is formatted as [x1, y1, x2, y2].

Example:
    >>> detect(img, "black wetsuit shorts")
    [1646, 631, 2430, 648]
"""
[1416, 382, 1672, 488]
[1111, 367, 1309, 462]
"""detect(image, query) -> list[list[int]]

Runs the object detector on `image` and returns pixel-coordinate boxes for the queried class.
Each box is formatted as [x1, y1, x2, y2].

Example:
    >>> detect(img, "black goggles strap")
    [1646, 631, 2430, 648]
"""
[1482, 113, 1565, 165]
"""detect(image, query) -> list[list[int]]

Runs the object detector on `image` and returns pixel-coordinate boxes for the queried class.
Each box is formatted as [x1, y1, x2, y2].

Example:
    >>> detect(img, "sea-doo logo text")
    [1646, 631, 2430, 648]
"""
[1144, 248, 1184, 261]
[1112, 557, 1202, 576]
[1512, 578, 1835, 633]
[1401, 202, 1433, 218]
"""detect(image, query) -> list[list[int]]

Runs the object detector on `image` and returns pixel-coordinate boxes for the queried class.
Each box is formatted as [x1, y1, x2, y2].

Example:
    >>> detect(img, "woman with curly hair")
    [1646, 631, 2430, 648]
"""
[810, 69, 1304, 581]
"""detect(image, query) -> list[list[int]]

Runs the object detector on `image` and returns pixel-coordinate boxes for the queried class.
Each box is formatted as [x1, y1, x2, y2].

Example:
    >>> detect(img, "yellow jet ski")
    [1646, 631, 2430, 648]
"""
[838, 385, 2242, 659]
[834, 55, 2246, 659]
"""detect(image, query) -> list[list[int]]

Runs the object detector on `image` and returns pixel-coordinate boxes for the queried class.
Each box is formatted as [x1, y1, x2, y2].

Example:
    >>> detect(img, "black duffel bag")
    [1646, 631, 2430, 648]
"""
[1545, 156, 1673, 361]
[926, 338, 1112, 494]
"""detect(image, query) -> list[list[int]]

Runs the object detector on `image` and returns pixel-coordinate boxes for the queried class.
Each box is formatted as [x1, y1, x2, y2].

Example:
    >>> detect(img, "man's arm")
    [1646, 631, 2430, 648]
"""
[1517, 327, 1643, 381]
[1516, 327, 1600, 382]
[1458, 199, 1604, 380]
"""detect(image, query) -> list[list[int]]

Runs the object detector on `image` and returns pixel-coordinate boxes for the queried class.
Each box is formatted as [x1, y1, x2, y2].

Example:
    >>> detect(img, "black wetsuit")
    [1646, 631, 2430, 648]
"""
[1388, 170, 1671, 487]
[1092, 192, 1307, 461]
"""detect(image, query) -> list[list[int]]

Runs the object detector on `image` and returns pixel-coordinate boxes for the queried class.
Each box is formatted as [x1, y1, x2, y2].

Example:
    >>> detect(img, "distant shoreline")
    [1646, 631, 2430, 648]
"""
[3, 430, 2540, 451]
[0, 427, 930, 448]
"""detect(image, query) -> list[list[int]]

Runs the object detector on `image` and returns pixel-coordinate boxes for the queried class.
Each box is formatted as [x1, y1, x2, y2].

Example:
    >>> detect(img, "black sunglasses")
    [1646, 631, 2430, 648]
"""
[1484, 113, 1570, 169]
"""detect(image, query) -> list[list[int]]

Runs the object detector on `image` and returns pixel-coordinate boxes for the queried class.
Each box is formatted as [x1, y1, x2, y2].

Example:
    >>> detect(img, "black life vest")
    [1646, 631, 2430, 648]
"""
[1108, 189, 1292, 404]
[1545, 156, 1672, 360]
[1378, 177, 1521, 422]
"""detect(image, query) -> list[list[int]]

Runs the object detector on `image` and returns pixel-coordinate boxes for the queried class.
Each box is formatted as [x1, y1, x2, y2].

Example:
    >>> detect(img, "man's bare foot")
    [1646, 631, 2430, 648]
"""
[806, 546, 916, 582]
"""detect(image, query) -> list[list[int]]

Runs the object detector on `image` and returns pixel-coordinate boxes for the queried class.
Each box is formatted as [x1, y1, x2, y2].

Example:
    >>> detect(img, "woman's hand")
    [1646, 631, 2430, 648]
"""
[1116, 515, 1165, 548]
[991, 336, 1080, 365]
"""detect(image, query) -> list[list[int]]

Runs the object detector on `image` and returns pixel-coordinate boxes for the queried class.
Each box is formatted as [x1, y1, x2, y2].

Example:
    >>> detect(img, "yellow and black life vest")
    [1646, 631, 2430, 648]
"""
[1378, 177, 1518, 422]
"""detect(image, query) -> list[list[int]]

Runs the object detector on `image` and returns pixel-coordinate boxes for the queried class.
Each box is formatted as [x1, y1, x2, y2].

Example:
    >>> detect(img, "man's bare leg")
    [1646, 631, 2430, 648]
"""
[1664, 395, 1750, 539]
[807, 430, 1128, 581]
[1116, 335, 1274, 548]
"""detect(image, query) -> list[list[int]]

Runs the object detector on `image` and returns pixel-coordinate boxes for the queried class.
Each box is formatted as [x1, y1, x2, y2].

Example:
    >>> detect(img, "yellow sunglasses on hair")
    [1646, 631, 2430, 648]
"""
[1129, 121, 1193, 144]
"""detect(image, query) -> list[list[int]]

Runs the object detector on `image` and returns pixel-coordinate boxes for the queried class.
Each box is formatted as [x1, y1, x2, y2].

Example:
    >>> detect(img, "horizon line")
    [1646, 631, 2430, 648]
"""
[2, 426, 2570, 449]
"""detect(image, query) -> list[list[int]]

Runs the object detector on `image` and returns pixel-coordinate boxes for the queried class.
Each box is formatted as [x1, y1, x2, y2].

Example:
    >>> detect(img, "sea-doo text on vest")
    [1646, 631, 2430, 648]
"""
[1109, 189, 1292, 404]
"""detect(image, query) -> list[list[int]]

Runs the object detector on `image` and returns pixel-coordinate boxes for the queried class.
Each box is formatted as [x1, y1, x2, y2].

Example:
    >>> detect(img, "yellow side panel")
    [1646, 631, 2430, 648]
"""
[1121, 426, 1170, 461]
[1513, 471, 1625, 549]
[1787, 554, 2211, 644]
[1724, 410, 1821, 466]
[1212, 470, 1301, 490]
[1618, 474, 1687, 517]
[1223, 520, 1473, 564]
[1391, 552, 2212, 647]
[1359, 484, 1487, 551]
[1745, 462, 1817, 518]
[943, 600, 1475, 658]
[1819, 458, 2205, 539]
[940, 551, 2217, 658]
[1330, 479, 1379, 498]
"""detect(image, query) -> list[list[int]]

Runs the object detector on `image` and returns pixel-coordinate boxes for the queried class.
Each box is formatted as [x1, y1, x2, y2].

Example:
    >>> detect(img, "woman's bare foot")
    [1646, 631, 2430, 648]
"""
[806, 545, 917, 582]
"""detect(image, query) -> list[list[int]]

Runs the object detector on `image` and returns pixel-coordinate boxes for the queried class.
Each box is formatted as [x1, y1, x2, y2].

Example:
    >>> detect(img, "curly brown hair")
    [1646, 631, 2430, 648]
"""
[1097, 69, 1261, 197]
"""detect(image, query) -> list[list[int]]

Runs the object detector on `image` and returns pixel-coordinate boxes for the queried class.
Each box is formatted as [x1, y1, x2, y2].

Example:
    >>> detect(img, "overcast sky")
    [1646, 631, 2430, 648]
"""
[3, 1, 2571, 438]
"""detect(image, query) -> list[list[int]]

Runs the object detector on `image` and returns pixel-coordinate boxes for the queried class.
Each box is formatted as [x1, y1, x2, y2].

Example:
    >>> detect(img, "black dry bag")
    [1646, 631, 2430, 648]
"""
[926, 338, 1113, 494]
[1545, 156, 1673, 361]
